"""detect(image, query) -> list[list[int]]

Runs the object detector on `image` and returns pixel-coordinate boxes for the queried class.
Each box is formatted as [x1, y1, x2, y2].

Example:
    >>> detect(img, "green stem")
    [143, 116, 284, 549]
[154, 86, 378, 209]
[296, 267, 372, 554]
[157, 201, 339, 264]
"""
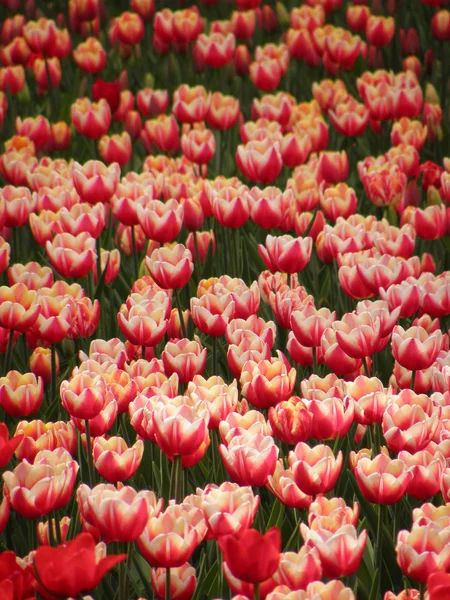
[119, 542, 131, 600]
[50, 344, 57, 406]
[212, 335, 217, 375]
[362, 356, 371, 378]
[44, 58, 56, 121]
[312, 345, 317, 374]
[419, 582, 425, 600]
[169, 455, 184, 504]
[131, 226, 139, 282]
[54, 511, 62, 545]
[174, 289, 187, 339]
[86, 270, 95, 302]
[84, 420, 95, 487]
[192, 231, 201, 266]
[95, 237, 102, 290]
[47, 513, 56, 546]
[254, 582, 260, 600]
[3, 328, 14, 375]
[165, 567, 171, 600]
[233, 227, 240, 278]
[410, 370, 416, 392]
[376, 503, 384, 597]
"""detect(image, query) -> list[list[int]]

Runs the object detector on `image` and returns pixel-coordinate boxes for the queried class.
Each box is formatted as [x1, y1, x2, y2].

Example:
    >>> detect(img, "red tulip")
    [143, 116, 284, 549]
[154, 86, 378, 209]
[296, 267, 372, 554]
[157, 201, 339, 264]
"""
[33, 532, 126, 597]
[0, 423, 23, 469]
[220, 527, 281, 584]
[428, 572, 450, 600]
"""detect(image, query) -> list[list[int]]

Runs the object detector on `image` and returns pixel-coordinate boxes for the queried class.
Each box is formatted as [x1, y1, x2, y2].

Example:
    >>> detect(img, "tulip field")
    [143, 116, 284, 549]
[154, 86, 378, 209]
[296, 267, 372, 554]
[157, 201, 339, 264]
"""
[1, 0, 450, 598]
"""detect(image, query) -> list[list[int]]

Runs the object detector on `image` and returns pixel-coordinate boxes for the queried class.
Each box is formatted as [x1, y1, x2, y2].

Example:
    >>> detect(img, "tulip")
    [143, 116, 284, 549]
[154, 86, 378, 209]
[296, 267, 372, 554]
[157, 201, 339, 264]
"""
[144, 114, 180, 153]
[220, 527, 281, 584]
[0, 283, 40, 332]
[3, 448, 79, 518]
[72, 160, 120, 205]
[73, 36, 106, 73]
[401, 205, 447, 240]
[137, 87, 169, 117]
[201, 481, 259, 538]
[366, 15, 395, 47]
[191, 291, 235, 338]
[115, 11, 144, 45]
[35, 507, 67, 543]
[428, 572, 450, 600]
[290, 303, 336, 348]
[399, 450, 444, 500]
[195, 32, 235, 68]
[188, 376, 238, 429]
[258, 235, 313, 274]
[269, 397, 313, 445]
[0, 423, 23, 469]
[14, 419, 76, 462]
[92, 78, 121, 113]
[206, 92, 240, 130]
[173, 8, 203, 44]
[152, 396, 209, 458]
[289, 443, 343, 496]
[173, 84, 211, 124]
[329, 97, 370, 137]
[77, 483, 154, 542]
[267, 462, 313, 510]
[92, 436, 144, 483]
[138, 504, 202, 568]
[117, 294, 170, 348]
[186, 231, 216, 263]
[382, 393, 440, 454]
[236, 139, 283, 184]
[301, 523, 367, 578]
[391, 326, 443, 372]
[151, 563, 196, 600]
[396, 525, 450, 584]
[210, 183, 250, 229]
[15, 115, 52, 151]
[0, 65, 25, 95]
[321, 327, 363, 376]
[352, 452, 412, 504]
[162, 338, 207, 384]
[32, 56, 61, 91]
[219, 410, 271, 445]
[146, 244, 194, 290]
[240, 358, 296, 409]
[431, 10, 450, 41]
[71, 97, 111, 139]
[23, 18, 56, 54]
[33, 533, 126, 597]
[250, 58, 282, 92]
[137, 198, 183, 243]
[98, 132, 132, 166]
[60, 373, 106, 420]
[220, 433, 278, 487]
[0, 371, 44, 418]
[46, 232, 97, 279]
[181, 126, 216, 165]
[234, 43, 251, 75]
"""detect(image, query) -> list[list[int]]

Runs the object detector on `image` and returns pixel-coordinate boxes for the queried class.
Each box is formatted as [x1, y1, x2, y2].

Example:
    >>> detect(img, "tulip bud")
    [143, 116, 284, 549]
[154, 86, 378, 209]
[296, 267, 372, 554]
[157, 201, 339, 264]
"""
[275, 2, 290, 28]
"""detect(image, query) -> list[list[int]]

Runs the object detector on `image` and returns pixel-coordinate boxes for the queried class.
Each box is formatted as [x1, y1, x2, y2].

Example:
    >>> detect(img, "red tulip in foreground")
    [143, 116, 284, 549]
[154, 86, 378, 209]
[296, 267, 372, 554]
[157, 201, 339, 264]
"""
[32, 532, 126, 597]
[427, 572, 450, 599]
[220, 526, 281, 584]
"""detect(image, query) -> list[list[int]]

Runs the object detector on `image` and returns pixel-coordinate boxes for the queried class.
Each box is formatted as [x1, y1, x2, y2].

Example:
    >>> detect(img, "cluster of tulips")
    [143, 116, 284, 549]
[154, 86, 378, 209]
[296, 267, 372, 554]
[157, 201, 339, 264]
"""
[0, 0, 450, 599]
